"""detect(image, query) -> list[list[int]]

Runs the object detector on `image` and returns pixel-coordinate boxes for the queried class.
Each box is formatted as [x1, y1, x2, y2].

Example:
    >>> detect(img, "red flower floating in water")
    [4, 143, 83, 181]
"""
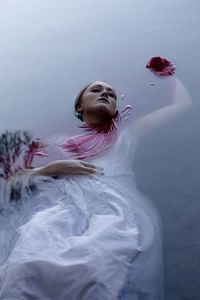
[146, 56, 175, 76]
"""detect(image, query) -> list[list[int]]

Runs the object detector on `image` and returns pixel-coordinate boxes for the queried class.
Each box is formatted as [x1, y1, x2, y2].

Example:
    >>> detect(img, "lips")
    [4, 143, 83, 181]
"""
[98, 98, 109, 103]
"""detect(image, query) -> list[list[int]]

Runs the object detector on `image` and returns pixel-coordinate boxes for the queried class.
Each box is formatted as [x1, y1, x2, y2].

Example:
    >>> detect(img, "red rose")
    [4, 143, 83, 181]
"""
[146, 56, 175, 76]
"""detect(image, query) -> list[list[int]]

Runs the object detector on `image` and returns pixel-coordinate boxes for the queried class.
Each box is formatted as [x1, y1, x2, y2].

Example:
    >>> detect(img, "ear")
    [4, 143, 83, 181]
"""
[76, 103, 84, 121]
[76, 103, 83, 113]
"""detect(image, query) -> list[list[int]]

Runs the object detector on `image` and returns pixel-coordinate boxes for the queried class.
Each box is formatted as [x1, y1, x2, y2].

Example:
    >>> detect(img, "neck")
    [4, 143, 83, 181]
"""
[82, 112, 112, 125]
[80, 112, 119, 134]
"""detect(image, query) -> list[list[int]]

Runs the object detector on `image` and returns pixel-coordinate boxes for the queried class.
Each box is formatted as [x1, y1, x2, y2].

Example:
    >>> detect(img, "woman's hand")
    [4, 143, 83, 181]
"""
[34, 160, 104, 177]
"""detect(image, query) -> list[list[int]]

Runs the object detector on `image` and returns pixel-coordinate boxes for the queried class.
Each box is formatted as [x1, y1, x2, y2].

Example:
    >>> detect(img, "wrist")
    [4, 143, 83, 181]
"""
[34, 163, 56, 176]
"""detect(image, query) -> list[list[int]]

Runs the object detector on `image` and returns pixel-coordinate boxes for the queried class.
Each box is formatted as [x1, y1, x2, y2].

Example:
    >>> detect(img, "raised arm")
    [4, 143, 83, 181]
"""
[129, 78, 193, 139]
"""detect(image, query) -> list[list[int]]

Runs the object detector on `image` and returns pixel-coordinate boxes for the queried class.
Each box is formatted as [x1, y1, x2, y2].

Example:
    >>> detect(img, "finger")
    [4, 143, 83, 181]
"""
[83, 167, 97, 174]
[72, 170, 93, 176]
[81, 162, 96, 168]
[83, 167, 104, 175]
[81, 162, 104, 171]
[72, 169, 104, 176]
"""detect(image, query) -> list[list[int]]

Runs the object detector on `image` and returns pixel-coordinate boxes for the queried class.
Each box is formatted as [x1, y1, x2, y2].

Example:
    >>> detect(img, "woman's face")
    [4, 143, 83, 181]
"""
[77, 81, 117, 123]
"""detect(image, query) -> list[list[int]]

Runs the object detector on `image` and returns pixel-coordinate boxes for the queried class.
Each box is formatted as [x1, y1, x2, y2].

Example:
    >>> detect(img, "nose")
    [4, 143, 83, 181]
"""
[101, 89, 109, 98]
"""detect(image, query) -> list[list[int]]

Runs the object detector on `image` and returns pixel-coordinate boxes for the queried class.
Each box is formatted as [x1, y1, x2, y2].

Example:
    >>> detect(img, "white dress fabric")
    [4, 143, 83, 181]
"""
[0, 129, 163, 300]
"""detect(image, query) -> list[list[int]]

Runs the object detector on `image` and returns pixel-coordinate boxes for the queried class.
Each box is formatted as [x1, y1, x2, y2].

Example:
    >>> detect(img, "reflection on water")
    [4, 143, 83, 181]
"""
[0, 0, 199, 299]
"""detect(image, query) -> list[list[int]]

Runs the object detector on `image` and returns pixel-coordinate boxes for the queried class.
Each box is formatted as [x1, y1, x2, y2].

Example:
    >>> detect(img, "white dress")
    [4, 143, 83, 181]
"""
[0, 129, 163, 300]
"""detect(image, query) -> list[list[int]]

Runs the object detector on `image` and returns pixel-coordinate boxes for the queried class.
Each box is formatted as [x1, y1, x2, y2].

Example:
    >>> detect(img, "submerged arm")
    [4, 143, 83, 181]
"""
[129, 78, 193, 139]
[12, 160, 102, 177]
[5, 160, 102, 201]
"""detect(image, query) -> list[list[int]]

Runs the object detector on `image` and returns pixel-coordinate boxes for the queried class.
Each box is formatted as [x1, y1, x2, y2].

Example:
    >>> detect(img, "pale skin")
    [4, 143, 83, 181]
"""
[15, 78, 193, 178]
[129, 78, 193, 139]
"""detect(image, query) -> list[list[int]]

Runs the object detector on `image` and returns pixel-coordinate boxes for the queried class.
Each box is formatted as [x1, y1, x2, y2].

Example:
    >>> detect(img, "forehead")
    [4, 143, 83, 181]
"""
[88, 81, 114, 90]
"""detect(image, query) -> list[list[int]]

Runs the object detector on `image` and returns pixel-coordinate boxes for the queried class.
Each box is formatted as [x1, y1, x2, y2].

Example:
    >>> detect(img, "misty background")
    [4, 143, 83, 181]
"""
[0, 0, 199, 299]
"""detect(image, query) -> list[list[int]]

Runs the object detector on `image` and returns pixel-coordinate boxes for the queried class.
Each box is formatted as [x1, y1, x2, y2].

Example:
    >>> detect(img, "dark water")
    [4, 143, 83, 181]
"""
[0, 0, 200, 299]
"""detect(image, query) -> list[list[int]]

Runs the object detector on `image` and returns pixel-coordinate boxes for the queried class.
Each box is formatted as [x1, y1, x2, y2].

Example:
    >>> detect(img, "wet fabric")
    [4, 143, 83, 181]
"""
[0, 129, 163, 300]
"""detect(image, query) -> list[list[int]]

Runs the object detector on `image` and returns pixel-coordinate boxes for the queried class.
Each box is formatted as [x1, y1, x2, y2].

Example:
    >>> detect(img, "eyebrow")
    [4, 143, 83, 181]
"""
[90, 84, 116, 94]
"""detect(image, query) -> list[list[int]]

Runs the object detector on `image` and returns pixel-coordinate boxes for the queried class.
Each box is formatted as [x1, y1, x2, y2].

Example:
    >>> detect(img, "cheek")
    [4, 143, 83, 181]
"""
[81, 99, 90, 111]
[112, 102, 117, 112]
[82, 95, 96, 110]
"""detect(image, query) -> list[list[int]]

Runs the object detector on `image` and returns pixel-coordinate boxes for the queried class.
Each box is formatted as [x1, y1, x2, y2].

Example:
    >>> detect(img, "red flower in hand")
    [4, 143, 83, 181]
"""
[146, 56, 175, 76]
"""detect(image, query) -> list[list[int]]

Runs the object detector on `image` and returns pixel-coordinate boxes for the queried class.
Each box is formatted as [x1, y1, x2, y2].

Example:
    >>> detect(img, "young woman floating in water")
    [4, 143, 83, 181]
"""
[0, 78, 192, 299]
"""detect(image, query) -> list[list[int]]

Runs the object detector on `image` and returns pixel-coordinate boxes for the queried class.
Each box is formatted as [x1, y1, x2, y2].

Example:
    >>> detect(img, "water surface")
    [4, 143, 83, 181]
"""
[0, 1, 199, 299]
